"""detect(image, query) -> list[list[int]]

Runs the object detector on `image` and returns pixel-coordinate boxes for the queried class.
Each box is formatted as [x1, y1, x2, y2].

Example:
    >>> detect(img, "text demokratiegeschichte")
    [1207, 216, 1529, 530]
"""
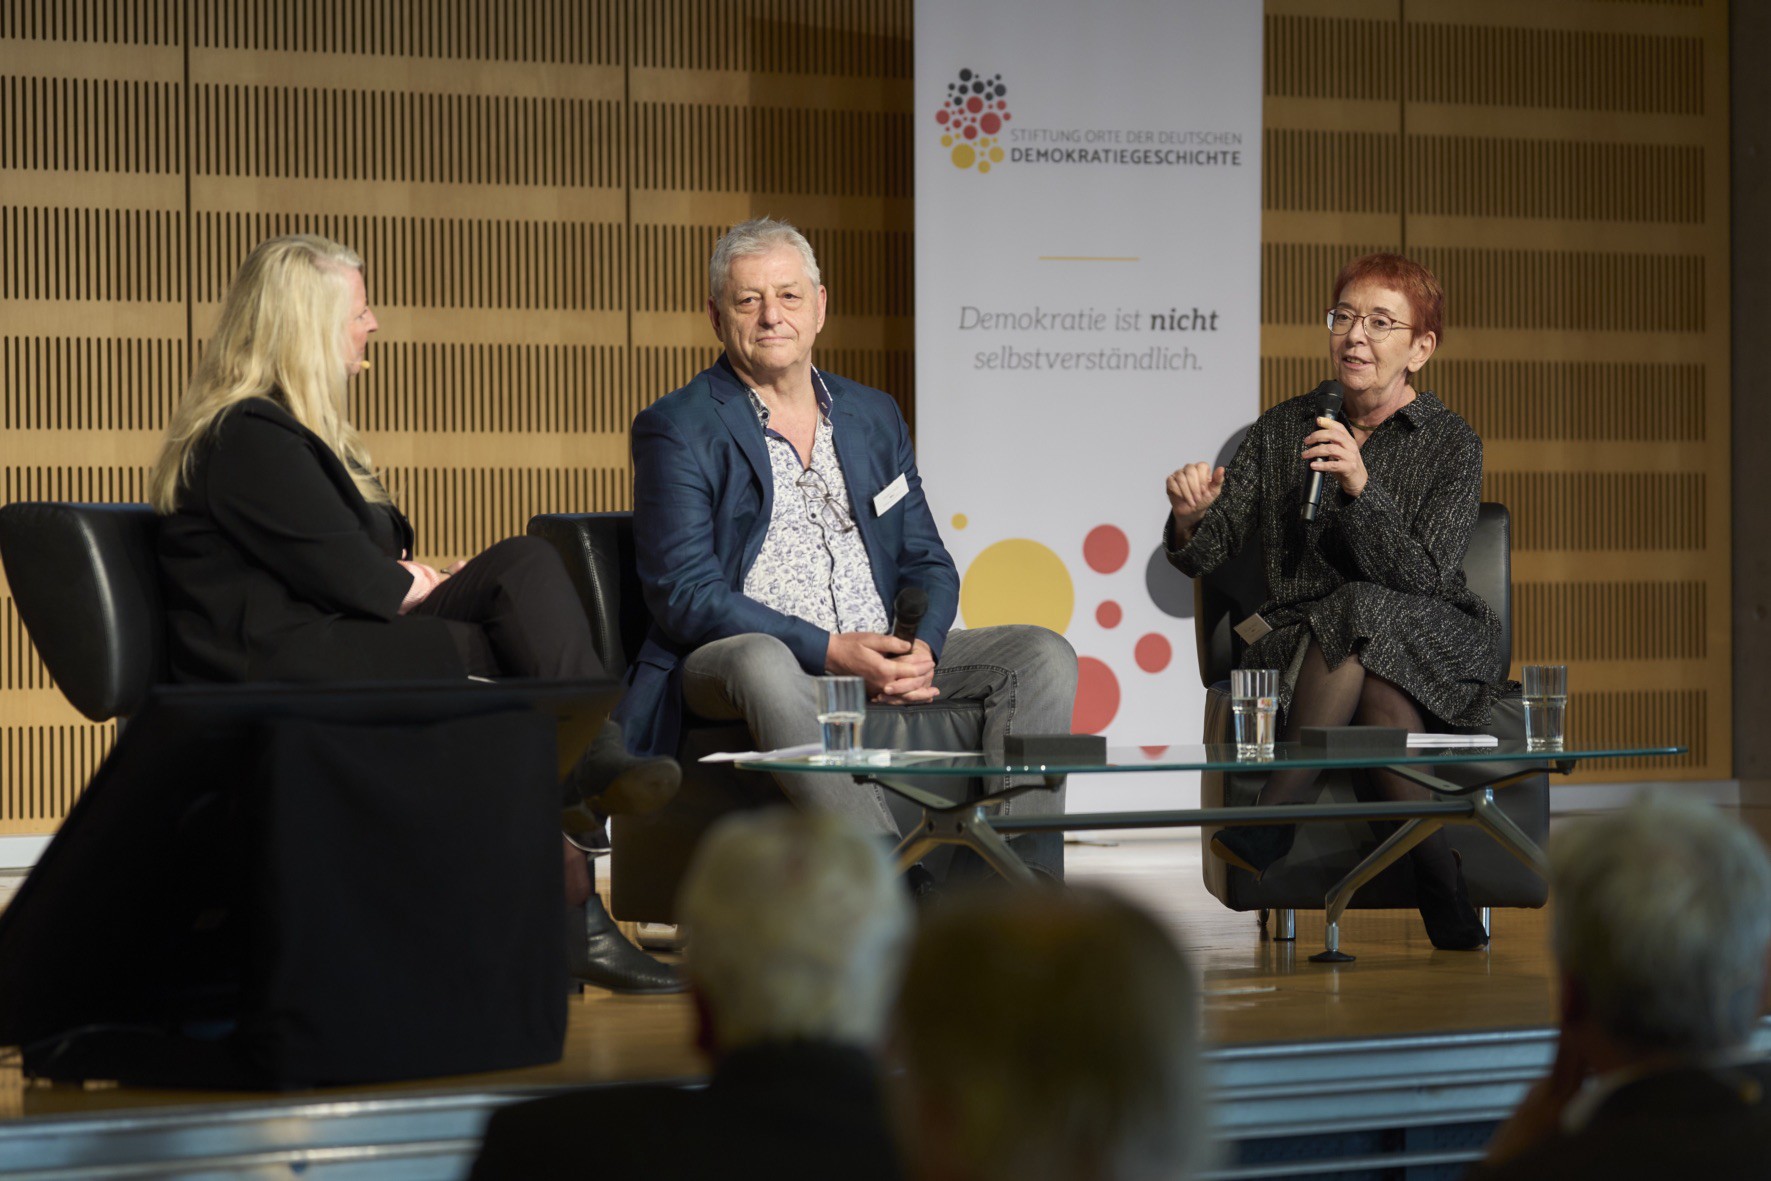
[1003, 127, 1245, 168]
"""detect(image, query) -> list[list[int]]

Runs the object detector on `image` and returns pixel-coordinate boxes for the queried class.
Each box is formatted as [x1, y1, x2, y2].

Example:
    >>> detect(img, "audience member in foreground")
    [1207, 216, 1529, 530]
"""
[621, 216, 1076, 878]
[892, 886, 1211, 1181]
[1469, 793, 1771, 1179]
[470, 808, 913, 1181]
[149, 233, 679, 992]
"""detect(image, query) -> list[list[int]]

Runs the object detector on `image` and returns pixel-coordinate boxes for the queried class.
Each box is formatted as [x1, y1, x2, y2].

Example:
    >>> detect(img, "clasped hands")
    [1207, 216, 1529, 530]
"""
[395, 555, 471, 614]
[826, 632, 939, 704]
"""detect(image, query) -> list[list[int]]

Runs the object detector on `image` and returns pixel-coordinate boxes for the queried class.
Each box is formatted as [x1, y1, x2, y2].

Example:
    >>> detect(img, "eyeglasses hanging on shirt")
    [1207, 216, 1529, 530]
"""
[796, 467, 857, 535]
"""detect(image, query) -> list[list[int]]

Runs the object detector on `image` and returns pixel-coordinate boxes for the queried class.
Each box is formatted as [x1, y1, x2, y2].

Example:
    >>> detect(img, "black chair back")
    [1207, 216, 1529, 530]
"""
[1463, 502, 1513, 665]
[0, 502, 168, 721]
[526, 511, 650, 679]
[1193, 501, 1512, 686]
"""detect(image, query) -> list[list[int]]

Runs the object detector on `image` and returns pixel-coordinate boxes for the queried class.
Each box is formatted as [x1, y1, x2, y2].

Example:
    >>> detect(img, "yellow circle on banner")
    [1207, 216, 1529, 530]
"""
[951, 513, 969, 530]
[961, 540, 1073, 632]
[951, 143, 976, 169]
[990, 147, 1004, 162]
[942, 134, 953, 147]
[979, 161, 991, 173]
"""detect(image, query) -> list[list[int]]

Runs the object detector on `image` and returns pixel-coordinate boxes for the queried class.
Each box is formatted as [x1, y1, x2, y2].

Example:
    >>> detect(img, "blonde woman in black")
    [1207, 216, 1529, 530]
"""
[152, 233, 680, 992]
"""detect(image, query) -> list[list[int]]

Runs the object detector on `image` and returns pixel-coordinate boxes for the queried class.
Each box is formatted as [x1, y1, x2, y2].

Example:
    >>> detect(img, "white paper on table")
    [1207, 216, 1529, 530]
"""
[698, 743, 823, 763]
[1405, 733, 1499, 747]
[697, 746, 985, 765]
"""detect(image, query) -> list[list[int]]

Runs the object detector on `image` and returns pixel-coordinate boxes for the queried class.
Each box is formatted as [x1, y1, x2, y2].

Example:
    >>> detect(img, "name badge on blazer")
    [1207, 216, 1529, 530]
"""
[873, 473, 909, 517]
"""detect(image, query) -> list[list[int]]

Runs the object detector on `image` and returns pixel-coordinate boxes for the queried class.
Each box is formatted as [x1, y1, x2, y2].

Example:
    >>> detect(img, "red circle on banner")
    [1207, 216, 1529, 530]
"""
[980, 112, 1001, 135]
[1141, 745, 1170, 757]
[1096, 601, 1122, 628]
[1072, 657, 1120, 734]
[1083, 524, 1129, 573]
[1134, 633, 1172, 673]
[967, 95, 984, 113]
[935, 109, 950, 125]
[963, 124, 979, 140]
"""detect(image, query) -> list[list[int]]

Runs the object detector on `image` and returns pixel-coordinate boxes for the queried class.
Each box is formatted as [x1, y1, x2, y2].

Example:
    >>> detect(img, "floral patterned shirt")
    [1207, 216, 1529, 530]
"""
[740, 373, 890, 635]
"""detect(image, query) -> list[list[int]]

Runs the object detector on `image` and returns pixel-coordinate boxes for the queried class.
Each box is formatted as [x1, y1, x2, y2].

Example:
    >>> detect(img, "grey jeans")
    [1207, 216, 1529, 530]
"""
[681, 624, 1078, 876]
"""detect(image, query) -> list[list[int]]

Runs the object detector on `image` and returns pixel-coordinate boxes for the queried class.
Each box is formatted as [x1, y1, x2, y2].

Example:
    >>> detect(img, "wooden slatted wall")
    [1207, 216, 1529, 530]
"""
[0, 0, 1729, 832]
[0, 0, 911, 834]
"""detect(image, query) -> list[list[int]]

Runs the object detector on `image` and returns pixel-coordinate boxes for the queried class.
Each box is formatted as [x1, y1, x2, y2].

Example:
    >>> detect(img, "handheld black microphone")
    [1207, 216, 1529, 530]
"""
[890, 586, 929, 644]
[1301, 379, 1344, 523]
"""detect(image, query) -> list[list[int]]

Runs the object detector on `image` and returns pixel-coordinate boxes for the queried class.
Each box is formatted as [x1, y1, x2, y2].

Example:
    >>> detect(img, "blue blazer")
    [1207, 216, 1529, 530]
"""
[615, 356, 960, 756]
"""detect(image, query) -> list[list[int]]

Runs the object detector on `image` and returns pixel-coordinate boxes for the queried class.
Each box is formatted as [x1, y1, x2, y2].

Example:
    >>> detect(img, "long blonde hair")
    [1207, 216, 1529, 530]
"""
[149, 233, 385, 513]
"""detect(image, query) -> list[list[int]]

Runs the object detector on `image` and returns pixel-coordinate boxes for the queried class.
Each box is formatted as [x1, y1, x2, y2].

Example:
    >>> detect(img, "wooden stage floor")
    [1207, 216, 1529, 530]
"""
[0, 834, 1560, 1123]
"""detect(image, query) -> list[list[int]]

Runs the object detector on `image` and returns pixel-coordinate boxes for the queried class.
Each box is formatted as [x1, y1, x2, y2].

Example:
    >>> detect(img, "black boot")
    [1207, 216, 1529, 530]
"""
[1414, 848, 1489, 950]
[562, 721, 680, 840]
[568, 859, 685, 995]
[1209, 823, 1296, 881]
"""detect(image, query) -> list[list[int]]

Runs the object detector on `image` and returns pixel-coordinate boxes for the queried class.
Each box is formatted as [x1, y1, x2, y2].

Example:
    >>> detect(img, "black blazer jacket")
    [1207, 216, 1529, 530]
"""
[157, 396, 464, 683]
[1464, 1058, 1771, 1181]
[468, 1040, 904, 1181]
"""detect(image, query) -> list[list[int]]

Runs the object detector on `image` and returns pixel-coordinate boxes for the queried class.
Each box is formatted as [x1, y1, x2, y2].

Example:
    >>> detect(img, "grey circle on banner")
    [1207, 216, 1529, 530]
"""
[1145, 423, 1252, 620]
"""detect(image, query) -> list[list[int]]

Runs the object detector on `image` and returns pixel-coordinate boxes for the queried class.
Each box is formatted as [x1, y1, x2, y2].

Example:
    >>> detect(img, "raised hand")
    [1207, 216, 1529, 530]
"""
[1166, 462, 1227, 536]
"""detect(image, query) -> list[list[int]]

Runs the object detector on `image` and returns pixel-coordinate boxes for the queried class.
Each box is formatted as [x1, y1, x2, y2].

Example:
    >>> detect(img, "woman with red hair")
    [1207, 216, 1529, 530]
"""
[1164, 253, 1504, 950]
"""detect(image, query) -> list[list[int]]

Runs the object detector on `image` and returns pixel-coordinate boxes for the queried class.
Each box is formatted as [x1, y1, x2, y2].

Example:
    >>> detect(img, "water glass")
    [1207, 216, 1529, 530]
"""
[1522, 664, 1568, 751]
[816, 676, 866, 761]
[1231, 668, 1279, 760]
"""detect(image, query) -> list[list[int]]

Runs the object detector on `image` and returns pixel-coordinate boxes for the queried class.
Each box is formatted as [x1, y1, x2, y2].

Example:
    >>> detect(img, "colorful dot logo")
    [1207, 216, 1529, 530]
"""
[953, 514, 1187, 739]
[959, 539, 1073, 633]
[936, 68, 1010, 174]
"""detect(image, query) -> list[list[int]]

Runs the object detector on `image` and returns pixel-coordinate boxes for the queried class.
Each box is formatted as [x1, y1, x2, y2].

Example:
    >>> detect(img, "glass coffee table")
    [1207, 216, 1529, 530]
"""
[740, 740, 1687, 961]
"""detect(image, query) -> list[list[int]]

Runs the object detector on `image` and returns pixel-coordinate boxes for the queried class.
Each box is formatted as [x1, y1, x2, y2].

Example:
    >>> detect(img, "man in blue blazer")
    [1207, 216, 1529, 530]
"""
[617, 218, 1076, 875]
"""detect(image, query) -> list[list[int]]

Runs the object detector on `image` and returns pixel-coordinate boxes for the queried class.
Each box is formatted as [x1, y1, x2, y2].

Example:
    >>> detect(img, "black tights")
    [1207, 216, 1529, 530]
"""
[1257, 640, 1460, 889]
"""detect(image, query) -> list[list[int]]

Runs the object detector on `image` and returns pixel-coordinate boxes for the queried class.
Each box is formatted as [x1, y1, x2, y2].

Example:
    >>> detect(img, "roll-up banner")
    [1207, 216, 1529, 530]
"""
[915, 1, 1263, 811]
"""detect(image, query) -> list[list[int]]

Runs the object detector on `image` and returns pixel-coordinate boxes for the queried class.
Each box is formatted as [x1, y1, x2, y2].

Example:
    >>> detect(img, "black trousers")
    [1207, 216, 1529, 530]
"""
[409, 536, 606, 681]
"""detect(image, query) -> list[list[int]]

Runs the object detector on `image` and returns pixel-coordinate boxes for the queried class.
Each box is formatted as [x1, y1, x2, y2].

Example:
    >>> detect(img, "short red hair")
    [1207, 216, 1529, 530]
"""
[1331, 253, 1444, 345]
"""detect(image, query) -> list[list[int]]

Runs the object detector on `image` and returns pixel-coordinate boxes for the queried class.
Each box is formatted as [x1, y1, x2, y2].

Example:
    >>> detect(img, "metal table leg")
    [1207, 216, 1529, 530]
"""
[893, 805, 1038, 884]
[872, 772, 1060, 886]
[1310, 816, 1446, 963]
[1469, 787, 1550, 878]
[1307, 762, 1551, 962]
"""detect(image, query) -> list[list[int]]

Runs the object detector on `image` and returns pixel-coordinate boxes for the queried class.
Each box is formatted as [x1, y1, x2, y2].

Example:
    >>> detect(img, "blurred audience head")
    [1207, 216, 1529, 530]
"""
[891, 886, 1208, 1181]
[1551, 792, 1771, 1056]
[708, 216, 822, 303]
[677, 808, 911, 1055]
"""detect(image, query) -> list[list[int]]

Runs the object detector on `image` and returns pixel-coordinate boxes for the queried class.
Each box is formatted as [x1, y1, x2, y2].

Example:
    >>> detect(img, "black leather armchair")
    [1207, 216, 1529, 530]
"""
[0, 501, 584, 1084]
[528, 511, 987, 923]
[1194, 503, 1549, 931]
[0, 502, 168, 721]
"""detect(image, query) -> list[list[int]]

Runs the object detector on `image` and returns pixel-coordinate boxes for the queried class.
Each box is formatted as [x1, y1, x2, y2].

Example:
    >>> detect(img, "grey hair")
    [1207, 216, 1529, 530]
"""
[707, 216, 821, 303]
[892, 886, 1211, 1181]
[677, 808, 910, 1051]
[1551, 792, 1771, 1054]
